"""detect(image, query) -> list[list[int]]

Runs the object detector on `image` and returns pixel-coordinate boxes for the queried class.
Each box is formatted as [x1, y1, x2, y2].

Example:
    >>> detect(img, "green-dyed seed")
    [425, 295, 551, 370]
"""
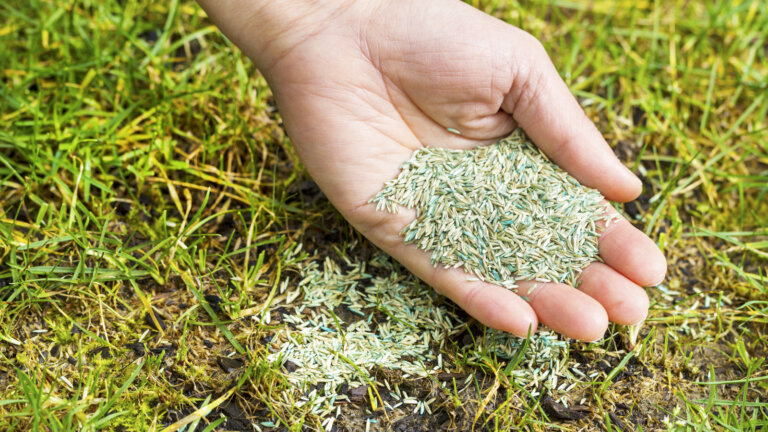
[271, 250, 572, 420]
[370, 129, 618, 289]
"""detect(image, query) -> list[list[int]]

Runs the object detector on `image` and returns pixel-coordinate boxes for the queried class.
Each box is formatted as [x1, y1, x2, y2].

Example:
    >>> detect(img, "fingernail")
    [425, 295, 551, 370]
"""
[628, 316, 648, 327]
[648, 274, 666, 287]
[624, 165, 643, 191]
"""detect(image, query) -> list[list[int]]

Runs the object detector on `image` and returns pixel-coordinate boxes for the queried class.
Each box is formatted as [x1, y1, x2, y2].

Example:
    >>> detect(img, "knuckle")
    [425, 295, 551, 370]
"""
[462, 284, 483, 313]
[521, 30, 546, 54]
[520, 281, 547, 303]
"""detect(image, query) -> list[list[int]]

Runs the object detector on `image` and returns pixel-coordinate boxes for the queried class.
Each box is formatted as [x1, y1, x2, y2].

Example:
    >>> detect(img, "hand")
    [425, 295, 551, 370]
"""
[199, 0, 667, 341]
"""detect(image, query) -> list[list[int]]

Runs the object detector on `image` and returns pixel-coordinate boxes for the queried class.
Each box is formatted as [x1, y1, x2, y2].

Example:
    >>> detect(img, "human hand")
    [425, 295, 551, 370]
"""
[199, 0, 667, 341]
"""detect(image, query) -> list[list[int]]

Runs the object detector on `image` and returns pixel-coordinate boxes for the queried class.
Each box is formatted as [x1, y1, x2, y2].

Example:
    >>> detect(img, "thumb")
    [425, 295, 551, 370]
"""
[501, 31, 642, 203]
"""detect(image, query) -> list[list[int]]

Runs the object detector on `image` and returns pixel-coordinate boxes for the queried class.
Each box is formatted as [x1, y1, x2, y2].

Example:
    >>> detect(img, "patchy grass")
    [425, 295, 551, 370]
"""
[1, 0, 766, 431]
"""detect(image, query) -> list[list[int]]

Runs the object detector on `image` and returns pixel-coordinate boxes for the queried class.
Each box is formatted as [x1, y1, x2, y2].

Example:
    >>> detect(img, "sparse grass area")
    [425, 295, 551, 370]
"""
[1, 0, 766, 431]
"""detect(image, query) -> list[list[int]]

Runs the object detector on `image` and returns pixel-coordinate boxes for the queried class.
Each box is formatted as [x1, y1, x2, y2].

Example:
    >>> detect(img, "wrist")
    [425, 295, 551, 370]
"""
[197, 0, 369, 75]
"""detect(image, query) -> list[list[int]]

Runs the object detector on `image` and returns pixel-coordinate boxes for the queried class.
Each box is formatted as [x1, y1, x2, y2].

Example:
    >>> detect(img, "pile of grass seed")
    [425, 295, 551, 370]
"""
[269, 250, 572, 423]
[371, 129, 615, 290]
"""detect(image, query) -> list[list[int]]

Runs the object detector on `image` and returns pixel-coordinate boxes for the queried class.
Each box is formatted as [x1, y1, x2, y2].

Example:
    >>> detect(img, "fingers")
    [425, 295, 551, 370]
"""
[577, 262, 649, 325]
[496, 205, 660, 338]
[598, 206, 667, 286]
[500, 30, 642, 203]
[432, 269, 540, 338]
[514, 258, 650, 340]
[358, 208, 601, 341]
[517, 280, 608, 341]
[353, 201, 663, 341]
[391, 245, 540, 338]
[387, 234, 651, 341]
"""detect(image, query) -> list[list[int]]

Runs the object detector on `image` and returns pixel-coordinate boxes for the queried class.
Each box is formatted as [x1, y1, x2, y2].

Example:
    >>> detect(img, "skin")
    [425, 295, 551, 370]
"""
[198, 0, 667, 341]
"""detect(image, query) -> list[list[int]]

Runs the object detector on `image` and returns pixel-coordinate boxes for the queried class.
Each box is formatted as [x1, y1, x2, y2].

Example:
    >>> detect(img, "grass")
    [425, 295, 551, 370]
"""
[1, 0, 766, 430]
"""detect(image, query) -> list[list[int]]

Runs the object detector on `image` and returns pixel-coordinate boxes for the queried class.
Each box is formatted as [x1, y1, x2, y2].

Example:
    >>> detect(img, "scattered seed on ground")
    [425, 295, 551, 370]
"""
[269, 249, 573, 421]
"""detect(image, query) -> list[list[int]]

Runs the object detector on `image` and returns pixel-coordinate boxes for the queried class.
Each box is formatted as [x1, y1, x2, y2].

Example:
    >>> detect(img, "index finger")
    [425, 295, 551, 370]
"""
[500, 30, 642, 202]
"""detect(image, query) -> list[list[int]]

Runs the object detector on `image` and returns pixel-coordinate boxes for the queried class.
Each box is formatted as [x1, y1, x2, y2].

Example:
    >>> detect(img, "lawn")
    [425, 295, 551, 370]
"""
[1, 0, 766, 431]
